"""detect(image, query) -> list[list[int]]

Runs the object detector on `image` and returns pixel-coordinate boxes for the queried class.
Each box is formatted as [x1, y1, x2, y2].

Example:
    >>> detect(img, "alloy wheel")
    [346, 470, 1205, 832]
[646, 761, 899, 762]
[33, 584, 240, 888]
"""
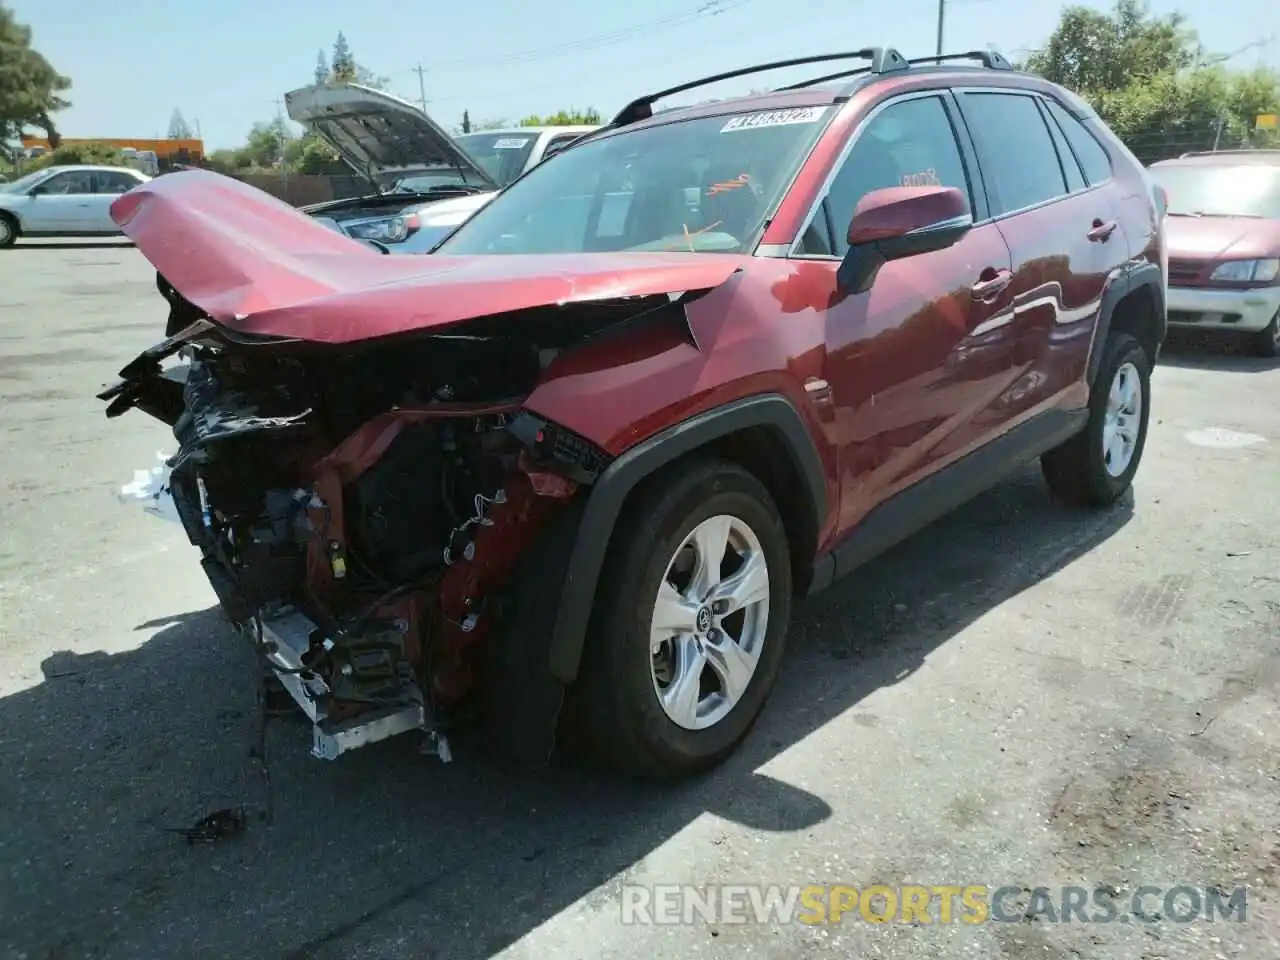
[649, 514, 770, 731]
[1102, 360, 1142, 477]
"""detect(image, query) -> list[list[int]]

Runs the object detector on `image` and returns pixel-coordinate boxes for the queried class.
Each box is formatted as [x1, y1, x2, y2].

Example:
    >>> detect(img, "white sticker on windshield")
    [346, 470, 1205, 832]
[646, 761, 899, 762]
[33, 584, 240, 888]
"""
[720, 107, 826, 132]
[493, 137, 531, 149]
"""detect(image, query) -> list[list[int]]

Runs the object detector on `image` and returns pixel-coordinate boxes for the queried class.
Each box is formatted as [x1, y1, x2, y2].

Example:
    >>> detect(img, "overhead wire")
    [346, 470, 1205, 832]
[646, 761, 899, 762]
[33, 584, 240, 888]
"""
[424, 0, 758, 71]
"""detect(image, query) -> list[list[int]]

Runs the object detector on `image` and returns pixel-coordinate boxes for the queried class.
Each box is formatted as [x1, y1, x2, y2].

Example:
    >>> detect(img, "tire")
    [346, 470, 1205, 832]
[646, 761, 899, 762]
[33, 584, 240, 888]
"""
[1251, 310, 1280, 359]
[0, 213, 17, 248]
[1041, 331, 1151, 507]
[566, 457, 793, 780]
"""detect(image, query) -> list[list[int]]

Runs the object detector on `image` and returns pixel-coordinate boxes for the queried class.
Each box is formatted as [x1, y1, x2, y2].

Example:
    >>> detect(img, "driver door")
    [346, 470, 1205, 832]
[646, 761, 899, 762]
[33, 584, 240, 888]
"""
[26, 169, 99, 232]
[793, 91, 1019, 539]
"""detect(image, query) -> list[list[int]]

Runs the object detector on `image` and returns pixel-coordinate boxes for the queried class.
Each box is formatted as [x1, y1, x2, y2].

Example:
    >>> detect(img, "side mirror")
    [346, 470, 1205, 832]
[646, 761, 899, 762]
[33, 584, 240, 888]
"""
[27, 185, 47, 197]
[837, 185, 973, 294]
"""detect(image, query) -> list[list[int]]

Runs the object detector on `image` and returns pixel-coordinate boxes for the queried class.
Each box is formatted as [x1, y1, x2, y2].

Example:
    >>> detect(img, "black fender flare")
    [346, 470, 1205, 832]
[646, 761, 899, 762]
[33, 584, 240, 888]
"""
[546, 393, 828, 683]
[1087, 261, 1166, 385]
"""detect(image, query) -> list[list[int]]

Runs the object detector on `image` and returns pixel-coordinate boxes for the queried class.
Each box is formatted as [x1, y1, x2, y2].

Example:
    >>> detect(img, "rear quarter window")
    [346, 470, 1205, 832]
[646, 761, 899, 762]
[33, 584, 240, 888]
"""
[1043, 99, 1113, 185]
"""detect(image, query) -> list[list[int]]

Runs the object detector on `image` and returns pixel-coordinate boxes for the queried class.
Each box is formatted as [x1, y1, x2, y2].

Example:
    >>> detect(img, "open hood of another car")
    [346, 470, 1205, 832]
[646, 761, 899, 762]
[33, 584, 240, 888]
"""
[284, 82, 500, 192]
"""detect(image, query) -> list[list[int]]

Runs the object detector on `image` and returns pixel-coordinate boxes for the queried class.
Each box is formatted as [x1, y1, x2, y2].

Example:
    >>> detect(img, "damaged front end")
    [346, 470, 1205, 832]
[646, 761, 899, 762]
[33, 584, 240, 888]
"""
[100, 293, 631, 763]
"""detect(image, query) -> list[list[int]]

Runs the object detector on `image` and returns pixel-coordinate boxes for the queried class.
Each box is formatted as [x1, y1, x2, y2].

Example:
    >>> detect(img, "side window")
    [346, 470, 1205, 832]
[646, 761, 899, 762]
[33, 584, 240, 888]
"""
[39, 170, 95, 194]
[959, 92, 1068, 215]
[95, 171, 142, 194]
[1040, 100, 1086, 193]
[801, 95, 971, 257]
[543, 134, 583, 160]
[1043, 99, 1113, 186]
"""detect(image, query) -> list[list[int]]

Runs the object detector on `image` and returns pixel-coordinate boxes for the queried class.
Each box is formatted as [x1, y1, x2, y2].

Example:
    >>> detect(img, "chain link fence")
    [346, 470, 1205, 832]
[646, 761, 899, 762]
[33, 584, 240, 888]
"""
[1123, 121, 1279, 165]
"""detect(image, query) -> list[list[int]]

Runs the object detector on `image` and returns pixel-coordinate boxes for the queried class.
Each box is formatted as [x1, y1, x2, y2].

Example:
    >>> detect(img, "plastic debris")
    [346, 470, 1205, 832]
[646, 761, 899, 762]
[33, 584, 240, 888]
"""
[118, 451, 182, 525]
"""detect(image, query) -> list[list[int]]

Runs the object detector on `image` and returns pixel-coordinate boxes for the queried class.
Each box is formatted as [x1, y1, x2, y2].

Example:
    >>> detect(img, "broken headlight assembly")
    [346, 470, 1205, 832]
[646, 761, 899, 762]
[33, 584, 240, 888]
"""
[343, 211, 421, 244]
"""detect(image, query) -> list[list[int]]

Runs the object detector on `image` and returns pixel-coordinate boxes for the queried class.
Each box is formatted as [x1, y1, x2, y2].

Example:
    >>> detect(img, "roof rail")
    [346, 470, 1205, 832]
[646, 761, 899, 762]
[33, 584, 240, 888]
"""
[778, 47, 1016, 91]
[906, 49, 1015, 70]
[1178, 148, 1280, 158]
[610, 48, 909, 126]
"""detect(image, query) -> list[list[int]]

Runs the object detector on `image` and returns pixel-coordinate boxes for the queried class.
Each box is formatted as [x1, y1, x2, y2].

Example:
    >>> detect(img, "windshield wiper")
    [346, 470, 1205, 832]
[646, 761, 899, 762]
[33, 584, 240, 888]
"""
[394, 183, 489, 197]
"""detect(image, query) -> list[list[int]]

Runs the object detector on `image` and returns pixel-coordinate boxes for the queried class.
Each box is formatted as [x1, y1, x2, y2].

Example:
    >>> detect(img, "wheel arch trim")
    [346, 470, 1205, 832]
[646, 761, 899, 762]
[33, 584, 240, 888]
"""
[547, 393, 827, 683]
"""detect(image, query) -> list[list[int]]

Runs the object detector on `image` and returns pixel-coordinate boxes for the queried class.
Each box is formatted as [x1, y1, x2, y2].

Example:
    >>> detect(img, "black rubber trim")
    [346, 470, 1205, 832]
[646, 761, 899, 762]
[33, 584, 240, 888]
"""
[547, 393, 827, 682]
[1087, 262, 1165, 385]
[808, 406, 1089, 594]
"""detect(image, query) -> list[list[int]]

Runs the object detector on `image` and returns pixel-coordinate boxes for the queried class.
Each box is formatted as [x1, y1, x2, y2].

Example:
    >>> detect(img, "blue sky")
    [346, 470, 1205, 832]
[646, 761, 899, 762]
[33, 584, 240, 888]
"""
[11, 0, 1279, 151]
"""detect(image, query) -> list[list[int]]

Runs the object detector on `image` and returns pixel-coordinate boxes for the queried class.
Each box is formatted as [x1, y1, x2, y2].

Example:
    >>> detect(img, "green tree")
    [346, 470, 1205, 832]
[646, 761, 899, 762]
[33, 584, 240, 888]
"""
[461, 109, 472, 133]
[167, 109, 193, 139]
[518, 108, 601, 126]
[0, 2, 71, 148]
[331, 32, 355, 81]
[28, 141, 124, 169]
[314, 50, 329, 85]
[1024, 0, 1280, 161]
[325, 32, 387, 89]
[1025, 0, 1197, 95]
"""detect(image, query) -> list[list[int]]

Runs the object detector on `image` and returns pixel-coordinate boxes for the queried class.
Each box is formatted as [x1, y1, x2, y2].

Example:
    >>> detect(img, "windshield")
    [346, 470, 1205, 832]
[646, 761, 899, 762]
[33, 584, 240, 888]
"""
[0, 169, 50, 193]
[1148, 163, 1280, 219]
[453, 132, 539, 186]
[437, 107, 833, 256]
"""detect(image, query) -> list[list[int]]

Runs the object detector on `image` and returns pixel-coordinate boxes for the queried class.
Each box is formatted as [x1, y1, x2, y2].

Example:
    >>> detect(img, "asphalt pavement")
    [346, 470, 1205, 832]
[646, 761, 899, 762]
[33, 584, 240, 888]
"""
[1, 240, 1277, 960]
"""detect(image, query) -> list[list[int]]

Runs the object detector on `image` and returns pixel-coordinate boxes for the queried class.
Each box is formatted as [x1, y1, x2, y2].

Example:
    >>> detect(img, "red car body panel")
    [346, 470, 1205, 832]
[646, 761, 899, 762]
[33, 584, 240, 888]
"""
[1164, 215, 1280, 263]
[110, 170, 747, 344]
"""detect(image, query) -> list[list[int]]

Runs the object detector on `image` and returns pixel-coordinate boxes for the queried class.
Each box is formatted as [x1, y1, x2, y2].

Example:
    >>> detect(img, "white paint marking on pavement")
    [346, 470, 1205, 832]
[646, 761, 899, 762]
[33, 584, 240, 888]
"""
[1184, 427, 1267, 449]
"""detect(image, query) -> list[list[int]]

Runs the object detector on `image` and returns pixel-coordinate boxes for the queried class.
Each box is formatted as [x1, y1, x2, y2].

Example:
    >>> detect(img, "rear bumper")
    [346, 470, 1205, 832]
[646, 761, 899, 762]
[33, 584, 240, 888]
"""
[1166, 285, 1280, 333]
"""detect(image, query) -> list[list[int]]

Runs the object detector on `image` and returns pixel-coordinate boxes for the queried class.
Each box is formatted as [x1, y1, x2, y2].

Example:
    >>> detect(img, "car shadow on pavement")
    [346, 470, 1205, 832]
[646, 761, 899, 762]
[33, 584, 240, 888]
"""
[0, 463, 1133, 960]
[1158, 330, 1280, 373]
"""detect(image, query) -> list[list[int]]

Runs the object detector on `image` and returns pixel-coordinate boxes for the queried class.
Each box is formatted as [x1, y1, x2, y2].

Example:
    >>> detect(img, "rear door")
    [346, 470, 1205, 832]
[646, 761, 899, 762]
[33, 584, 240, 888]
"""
[88, 170, 144, 232]
[792, 90, 1018, 533]
[953, 89, 1129, 419]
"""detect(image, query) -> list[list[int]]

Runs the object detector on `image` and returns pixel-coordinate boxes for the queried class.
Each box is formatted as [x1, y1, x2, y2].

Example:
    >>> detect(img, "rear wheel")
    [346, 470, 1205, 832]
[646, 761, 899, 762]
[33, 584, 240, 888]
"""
[1041, 331, 1151, 507]
[0, 213, 17, 249]
[568, 459, 792, 779]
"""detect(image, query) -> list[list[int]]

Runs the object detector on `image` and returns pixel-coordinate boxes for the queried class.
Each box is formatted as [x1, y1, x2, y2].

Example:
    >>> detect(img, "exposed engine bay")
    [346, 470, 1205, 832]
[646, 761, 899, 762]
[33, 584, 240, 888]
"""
[99, 281, 650, 762]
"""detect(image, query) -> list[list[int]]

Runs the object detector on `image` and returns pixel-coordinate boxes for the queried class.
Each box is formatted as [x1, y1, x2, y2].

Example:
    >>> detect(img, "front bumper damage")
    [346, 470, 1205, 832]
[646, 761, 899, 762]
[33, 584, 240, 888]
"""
[255, 609, 447, 762]
[119, 455, 449, 761]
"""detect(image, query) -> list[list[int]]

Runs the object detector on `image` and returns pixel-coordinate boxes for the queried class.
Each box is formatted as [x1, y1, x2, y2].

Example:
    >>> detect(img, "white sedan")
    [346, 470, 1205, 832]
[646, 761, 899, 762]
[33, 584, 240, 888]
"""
[0, 164, 150, 247]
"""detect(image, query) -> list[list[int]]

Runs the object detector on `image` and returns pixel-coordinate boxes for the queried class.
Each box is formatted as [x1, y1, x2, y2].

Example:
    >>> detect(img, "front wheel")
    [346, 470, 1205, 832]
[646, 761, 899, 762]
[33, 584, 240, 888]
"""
[1251, 310, 1280, 359]
[568, 459, 793, 779]
[1041, 331, 1152, 507]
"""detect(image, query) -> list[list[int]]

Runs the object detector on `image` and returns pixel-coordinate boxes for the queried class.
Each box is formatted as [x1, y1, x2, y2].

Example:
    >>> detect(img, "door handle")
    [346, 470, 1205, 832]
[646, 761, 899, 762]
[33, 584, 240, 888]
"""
[1088, 219, 1118, 242]
[970, 269, 1013, 301]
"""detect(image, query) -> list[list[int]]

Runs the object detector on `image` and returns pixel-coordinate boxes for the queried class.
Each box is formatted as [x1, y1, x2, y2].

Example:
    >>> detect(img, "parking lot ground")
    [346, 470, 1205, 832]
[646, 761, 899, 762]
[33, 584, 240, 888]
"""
[1, 242, 1278, 960]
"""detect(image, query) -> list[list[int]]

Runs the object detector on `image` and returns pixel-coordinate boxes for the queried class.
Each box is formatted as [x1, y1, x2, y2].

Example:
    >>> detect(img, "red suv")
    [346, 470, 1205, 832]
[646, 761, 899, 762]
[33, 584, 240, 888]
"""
[100, 48, 1167, 779]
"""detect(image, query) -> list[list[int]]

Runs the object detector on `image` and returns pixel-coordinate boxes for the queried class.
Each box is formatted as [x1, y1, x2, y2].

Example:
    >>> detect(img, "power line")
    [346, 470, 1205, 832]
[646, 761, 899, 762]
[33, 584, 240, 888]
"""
[426, 0, 757, 71]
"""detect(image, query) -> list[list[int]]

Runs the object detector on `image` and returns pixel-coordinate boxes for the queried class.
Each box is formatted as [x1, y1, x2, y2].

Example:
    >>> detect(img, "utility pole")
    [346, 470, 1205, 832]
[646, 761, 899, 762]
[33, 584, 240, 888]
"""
[273, 97, 289, 190]
[412, 63, 429, 113]
[935, 0, 945, 57]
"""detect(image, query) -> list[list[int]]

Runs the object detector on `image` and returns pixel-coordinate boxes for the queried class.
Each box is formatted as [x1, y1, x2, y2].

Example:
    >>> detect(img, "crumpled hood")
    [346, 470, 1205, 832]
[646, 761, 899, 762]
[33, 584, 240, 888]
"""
[110, 169, 746, 344]
[1164, 214, 1280, 261]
